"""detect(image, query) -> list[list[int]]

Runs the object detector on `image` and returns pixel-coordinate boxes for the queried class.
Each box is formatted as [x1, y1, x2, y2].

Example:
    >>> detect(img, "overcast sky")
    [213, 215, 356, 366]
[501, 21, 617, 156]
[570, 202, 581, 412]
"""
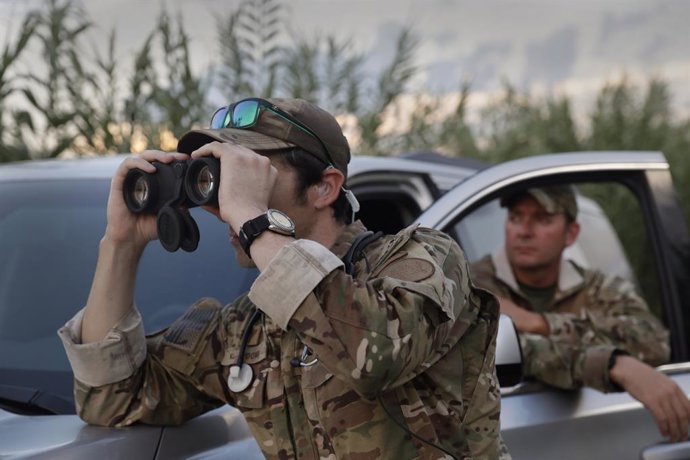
[1, 0, 689, 116]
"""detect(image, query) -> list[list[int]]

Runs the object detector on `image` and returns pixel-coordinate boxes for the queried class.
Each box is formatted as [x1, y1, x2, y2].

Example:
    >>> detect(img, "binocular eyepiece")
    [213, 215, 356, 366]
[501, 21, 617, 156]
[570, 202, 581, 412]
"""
[122, 157, 221, 252]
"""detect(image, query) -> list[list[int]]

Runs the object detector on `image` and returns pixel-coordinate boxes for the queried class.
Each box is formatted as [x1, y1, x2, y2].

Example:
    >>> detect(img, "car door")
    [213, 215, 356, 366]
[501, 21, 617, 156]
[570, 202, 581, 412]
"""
[347, 154, 476, 234]
[414, 151, 690, 460]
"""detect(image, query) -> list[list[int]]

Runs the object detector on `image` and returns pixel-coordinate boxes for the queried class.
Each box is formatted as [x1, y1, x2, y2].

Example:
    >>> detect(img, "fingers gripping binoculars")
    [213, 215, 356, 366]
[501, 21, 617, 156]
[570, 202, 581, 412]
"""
[122, 158, 220, 252]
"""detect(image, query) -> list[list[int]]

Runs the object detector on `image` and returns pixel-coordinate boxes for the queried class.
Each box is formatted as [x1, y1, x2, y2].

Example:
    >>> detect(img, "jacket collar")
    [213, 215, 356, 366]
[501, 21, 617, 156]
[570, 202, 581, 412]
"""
[329, 220, 369, 259]
[491, 246, 584, 293]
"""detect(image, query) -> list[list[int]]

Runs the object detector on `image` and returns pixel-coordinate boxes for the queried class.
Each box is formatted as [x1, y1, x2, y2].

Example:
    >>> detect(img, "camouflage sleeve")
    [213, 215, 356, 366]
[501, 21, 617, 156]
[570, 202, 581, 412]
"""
[60, 299, 229, 427]
[543, 275, 669, 356]
[526, 275, 670, 392]
[251, 229, 475, 399]
[469, 258, 670, 393]
[520, 334, 619, 392]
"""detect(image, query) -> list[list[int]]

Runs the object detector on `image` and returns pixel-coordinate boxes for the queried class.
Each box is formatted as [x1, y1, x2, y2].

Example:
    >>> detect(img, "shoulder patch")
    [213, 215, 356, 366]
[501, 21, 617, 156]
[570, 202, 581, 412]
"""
[163, 302, 219, 354]
[379, 257, 435, 282]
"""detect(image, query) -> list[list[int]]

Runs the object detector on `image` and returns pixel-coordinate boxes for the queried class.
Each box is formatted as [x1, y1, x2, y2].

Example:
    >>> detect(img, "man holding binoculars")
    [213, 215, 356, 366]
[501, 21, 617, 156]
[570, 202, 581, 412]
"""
[59, 98, 509, 459]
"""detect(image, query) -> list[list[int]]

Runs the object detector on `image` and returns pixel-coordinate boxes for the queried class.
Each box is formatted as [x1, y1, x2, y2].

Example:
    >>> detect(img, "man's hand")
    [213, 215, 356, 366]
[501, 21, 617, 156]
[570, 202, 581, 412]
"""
[83, 150, 189, 344]
[496, 296, 550, 336]
[106, 150, 189, 247]
[190, 141, 277, 232]
[610, 355, 690, 442]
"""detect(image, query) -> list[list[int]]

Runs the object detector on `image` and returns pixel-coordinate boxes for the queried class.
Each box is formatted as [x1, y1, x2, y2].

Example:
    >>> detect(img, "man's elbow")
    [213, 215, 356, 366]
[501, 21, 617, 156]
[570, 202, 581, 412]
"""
[637, 343, 671, 367]
[77, 405, 127, 427]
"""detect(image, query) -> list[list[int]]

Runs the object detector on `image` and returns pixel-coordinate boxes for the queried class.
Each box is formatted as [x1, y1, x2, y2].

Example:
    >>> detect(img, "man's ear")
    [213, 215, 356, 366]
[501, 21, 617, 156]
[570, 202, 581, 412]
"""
[311, 168, 344, 209]
[564, 221, 580, 247]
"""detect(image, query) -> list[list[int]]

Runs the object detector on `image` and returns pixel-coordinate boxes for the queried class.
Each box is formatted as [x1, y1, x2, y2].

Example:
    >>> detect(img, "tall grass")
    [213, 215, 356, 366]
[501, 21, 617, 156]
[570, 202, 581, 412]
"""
[1, 1, 688, 213]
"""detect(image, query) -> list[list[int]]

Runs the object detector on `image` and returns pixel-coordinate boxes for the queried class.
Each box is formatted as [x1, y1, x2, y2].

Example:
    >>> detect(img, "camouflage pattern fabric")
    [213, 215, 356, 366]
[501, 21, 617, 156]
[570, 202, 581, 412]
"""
[72, 222, 510, 459]
[471, 253, 670, 392]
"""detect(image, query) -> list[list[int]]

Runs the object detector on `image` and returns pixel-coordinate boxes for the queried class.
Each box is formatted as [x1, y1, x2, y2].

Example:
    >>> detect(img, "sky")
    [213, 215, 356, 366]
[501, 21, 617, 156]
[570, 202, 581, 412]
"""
[1, 0, 689, 120]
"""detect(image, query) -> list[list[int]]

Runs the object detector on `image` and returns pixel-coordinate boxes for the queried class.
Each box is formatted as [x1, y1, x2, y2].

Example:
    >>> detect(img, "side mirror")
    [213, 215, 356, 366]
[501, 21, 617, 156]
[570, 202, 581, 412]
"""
[495, 314, 523, 387]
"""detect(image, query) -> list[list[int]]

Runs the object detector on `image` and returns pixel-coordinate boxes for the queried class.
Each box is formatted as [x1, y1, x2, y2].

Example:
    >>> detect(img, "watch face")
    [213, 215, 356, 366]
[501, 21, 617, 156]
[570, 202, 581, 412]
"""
[267, 209, 295, 233]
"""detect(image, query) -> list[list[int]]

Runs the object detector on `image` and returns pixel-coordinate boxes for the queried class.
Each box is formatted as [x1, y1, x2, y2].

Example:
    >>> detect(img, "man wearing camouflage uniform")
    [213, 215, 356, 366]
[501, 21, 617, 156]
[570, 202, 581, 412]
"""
[58, 98, 509, 459]
[471, 185, 690, 442]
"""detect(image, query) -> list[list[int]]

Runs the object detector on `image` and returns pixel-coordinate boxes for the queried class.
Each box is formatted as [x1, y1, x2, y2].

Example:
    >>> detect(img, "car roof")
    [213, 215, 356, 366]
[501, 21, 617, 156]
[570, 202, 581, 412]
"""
[0, 155, 126, 181]
[398, 150, 489, 171]
[0, 152, 481, 184]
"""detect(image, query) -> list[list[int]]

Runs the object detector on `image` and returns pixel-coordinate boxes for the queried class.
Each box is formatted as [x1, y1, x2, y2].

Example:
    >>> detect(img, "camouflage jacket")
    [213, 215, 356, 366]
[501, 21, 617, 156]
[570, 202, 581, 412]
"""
[59, 221, 509, 459]
[470, 249, 670, 393]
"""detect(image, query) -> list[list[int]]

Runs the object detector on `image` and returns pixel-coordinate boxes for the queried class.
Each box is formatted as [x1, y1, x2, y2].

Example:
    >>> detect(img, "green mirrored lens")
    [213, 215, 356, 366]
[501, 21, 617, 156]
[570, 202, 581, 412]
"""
[209, 98, 335, 168]
[211, 107, 229, 129]
[232, 100, 260, 128]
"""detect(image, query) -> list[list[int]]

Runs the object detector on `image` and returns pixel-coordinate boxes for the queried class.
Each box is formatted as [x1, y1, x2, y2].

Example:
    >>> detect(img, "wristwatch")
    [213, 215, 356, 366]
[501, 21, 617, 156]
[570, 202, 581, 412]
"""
[238, 209, 296, 257]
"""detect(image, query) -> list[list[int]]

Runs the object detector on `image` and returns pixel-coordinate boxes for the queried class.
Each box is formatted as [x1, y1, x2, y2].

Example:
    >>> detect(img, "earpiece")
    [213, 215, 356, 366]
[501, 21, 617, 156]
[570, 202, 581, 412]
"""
[318, 183, 329, 196]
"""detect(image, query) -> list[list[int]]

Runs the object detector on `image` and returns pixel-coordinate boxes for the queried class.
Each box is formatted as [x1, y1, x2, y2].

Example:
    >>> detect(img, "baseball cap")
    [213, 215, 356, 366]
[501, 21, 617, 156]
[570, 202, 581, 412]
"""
[177, 98, 351, 177]
[500, 185, 578, 221]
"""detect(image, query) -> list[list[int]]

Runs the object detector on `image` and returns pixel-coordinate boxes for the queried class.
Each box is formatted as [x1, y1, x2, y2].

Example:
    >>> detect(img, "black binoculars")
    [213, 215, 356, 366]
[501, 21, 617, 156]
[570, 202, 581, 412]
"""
[122, 157, 220, 252]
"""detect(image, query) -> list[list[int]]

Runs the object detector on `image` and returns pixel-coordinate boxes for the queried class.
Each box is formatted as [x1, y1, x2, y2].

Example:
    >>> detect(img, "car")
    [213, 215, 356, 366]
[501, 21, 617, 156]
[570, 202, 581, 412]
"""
[0, 153, 480, 459]
[415, 151, 690, 459]
[1, 151, 679, 459]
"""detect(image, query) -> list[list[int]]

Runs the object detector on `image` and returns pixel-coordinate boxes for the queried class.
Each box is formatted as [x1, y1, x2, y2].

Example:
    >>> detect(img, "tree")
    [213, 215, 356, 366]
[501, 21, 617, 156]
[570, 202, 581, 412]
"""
[15, 0, 91, 158]
[215, 0, 284, 101]
[355, 26, 418, 154]
[128, 10, 210, 142]
[213, 0, 418, 156]
[0, 10, 39, 161]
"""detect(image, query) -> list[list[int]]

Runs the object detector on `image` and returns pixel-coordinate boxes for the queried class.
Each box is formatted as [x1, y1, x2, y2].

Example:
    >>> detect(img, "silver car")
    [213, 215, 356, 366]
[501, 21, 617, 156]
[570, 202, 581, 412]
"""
[1, 151, 686, 459]
[0, 153, 476, 459]
[415, 151, 690, 460]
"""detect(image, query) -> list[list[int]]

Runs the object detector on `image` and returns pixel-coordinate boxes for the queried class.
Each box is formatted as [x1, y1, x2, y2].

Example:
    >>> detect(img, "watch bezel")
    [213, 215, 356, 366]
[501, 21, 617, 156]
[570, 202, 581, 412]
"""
[238, 209, 295, 258]
[266, 208, 296, 235]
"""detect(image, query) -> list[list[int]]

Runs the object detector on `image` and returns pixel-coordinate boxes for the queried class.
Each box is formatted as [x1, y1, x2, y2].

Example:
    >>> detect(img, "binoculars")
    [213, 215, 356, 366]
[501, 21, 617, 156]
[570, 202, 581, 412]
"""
[122, 158, 220, 252]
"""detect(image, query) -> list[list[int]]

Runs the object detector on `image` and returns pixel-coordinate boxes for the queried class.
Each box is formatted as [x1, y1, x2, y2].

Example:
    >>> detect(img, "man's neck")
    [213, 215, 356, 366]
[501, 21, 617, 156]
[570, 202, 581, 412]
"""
[303, 217, 347, 250]
[512, 264, 560, 289]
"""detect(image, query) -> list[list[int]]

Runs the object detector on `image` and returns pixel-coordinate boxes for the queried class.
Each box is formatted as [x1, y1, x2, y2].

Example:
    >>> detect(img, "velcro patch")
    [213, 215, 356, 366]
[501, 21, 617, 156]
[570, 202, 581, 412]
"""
[163, 307, 217, 354]
[378, 257, 435, 282]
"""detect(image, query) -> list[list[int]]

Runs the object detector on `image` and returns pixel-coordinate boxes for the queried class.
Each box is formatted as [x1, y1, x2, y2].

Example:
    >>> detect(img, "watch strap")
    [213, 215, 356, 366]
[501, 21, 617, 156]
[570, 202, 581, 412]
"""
[238, 213, 270, 257]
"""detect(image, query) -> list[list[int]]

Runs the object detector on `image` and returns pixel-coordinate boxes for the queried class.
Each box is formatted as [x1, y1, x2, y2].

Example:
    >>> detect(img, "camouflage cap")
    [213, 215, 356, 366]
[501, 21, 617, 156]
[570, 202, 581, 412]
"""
[177, 98, 351, 176]
[501, 185, 578, 220]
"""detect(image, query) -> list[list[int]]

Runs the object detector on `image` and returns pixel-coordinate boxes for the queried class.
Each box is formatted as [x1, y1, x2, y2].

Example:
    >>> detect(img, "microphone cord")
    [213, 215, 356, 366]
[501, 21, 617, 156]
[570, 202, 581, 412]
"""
[378, 396, 459, 460]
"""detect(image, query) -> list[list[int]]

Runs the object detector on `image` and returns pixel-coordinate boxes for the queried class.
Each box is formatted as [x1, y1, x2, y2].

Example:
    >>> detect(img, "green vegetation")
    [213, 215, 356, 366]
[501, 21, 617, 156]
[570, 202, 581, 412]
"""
[3, 0, 687, 165]
[1, 0, 688, 319]
[1, 1, 689, 278]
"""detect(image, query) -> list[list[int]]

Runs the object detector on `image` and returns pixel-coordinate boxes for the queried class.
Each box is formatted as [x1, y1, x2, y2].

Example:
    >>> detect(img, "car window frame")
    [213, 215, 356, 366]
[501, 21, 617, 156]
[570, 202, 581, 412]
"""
[414, 151, 690, 364]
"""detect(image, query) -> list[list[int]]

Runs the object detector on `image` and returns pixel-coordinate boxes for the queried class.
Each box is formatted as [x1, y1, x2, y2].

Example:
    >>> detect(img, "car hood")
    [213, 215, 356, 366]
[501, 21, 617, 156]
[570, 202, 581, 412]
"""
[0, 406, 265, 459]
[0, 408, 161, 459]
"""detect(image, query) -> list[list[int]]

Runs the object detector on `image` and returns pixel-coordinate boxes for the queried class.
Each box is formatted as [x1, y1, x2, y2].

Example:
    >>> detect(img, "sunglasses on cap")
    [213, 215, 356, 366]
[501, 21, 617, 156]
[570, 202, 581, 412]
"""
[210, 98, 335, 167]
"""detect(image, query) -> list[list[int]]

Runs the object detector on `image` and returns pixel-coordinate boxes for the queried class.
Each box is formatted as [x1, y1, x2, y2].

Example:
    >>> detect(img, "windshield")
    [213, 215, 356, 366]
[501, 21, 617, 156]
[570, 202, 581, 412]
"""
[0, 178, 257, 413]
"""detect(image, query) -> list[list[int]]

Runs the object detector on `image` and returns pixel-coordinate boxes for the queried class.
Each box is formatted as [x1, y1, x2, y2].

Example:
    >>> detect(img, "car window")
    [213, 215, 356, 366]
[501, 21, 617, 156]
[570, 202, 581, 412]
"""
[454, 180, 663, 324]
[0, 178, 257, 411]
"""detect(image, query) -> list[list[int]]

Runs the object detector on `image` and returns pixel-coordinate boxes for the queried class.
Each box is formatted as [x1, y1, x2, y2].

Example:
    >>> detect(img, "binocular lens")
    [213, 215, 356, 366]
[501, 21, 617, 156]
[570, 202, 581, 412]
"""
[185, 158, 220, 206]
[195, 165, 215, 200]
[132, 176, 150, 208]
[123, 169, 157, 213]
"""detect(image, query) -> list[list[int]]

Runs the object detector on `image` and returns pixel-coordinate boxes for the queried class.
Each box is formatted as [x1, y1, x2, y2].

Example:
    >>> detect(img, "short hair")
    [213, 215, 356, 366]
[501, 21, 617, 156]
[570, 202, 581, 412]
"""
[274, 148, 350, 224]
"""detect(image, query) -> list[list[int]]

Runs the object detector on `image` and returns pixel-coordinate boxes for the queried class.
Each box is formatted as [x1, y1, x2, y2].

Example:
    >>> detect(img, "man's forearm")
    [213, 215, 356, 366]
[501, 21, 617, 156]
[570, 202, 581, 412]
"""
[498, 297, 550, 335]
[81, 237, 145, 343]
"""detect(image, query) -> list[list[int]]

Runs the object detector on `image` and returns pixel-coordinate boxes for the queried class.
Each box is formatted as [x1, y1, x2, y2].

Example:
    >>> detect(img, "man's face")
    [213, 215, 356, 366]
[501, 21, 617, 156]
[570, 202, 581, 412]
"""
[504, 194, 579, 273]
[205, 154, 308, 269]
